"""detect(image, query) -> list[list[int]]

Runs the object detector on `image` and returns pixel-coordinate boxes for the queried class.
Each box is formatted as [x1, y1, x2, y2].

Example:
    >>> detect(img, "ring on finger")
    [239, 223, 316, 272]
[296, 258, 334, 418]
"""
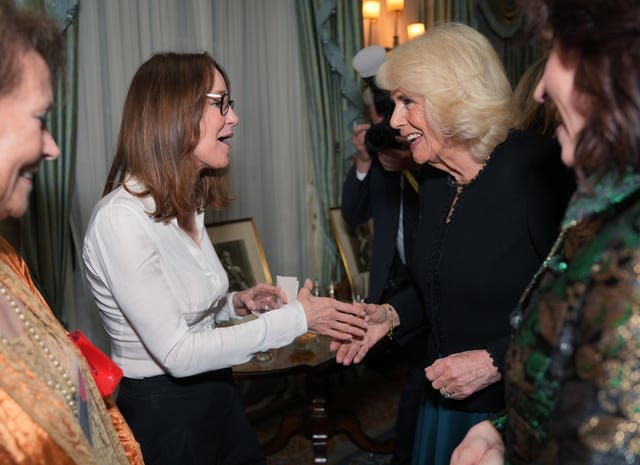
[441, 388, 453, 399]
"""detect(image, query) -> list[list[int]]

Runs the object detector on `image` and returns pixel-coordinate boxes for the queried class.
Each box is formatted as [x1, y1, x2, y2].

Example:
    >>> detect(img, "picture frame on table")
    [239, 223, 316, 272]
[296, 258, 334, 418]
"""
[327, 207, 372, 300]
[205, 218, 273, 292]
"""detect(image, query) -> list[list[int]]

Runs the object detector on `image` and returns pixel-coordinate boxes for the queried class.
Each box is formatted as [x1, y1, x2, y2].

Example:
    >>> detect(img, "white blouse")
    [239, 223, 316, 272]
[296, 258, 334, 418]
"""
[82, 179, 307, 379]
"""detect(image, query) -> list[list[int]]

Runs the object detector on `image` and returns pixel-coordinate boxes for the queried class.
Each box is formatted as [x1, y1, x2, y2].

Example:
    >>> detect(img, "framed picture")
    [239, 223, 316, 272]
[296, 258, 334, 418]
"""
[327, 207, 372, 299]
[206, 218, 273, 291]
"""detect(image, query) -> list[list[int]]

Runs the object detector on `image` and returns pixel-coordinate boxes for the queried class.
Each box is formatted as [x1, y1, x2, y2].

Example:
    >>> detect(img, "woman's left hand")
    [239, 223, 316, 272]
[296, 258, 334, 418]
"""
[425, 350, 501, 400]
[232, 283, 288, 316]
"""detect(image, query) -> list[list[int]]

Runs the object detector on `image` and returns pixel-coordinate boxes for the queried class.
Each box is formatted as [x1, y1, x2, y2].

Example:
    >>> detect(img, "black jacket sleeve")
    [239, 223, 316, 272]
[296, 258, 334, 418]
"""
[341, 165, 373, 225]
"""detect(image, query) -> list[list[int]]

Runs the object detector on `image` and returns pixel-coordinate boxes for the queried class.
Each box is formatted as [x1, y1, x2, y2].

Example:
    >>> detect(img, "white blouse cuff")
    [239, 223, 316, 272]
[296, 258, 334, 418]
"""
[216, 292, 241, 322]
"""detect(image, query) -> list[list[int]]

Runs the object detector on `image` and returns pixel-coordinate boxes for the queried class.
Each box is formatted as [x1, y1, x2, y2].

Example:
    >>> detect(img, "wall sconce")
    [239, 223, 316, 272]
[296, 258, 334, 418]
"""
[386, 0, 404, 48]
[362, 1, 380, 47]
[407, 22, 426, 40]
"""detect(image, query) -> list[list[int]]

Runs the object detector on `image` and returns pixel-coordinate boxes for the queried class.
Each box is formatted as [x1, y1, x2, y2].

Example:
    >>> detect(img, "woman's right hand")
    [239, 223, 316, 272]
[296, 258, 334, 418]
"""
[297, 279, 367, 340]
[449, 420, 504, 465]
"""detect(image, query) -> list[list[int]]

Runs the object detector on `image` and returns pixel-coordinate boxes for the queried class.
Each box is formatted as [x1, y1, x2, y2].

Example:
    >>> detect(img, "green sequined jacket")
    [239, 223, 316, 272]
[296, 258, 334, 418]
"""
[503, 168, 640, 465]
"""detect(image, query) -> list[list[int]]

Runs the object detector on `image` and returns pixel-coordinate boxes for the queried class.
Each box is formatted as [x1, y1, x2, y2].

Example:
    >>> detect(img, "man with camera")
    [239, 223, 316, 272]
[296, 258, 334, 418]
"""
[340, 45, 426, 465]
[342, 46, 418, 306]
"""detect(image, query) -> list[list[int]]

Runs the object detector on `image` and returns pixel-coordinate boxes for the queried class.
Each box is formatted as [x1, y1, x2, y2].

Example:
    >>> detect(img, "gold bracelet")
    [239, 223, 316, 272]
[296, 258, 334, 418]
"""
[381, 303, 398, 339]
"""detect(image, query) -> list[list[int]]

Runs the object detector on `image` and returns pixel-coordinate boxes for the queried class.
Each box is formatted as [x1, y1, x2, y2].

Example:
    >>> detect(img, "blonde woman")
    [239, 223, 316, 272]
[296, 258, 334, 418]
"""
[333, 23, 572, 465]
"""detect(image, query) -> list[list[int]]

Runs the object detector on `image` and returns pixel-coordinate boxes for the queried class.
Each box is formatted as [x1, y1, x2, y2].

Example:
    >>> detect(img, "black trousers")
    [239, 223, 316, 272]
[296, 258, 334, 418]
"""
[117, 369, 265, 465]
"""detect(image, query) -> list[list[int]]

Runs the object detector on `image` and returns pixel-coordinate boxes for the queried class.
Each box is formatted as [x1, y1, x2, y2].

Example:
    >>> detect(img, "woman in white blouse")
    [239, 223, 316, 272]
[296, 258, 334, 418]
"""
[82, 52, 366, 465]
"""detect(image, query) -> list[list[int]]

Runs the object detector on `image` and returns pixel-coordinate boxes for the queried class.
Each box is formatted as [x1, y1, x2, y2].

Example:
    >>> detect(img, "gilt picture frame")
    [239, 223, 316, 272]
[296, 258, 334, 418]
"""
[206, 218, 272, 291]
[327, 207, 372, 300]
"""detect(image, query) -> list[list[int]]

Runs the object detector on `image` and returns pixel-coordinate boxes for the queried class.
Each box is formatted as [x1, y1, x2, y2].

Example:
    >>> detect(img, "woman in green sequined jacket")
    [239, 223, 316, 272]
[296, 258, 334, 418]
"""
[451, 1, 640, 464]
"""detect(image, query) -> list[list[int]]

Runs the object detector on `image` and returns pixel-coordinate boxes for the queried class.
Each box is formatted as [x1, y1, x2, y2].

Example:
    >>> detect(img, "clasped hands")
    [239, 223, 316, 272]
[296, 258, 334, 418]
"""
[232, 279, 368, 340]
[329, 302, 389, 365]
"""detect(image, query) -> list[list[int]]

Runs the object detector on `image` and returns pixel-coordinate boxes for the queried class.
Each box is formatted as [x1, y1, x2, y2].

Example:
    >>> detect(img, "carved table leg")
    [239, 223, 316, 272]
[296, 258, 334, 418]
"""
[329, 410, 395, 453]
[262, 413, 303, 455]
[310, 396, 329, 463]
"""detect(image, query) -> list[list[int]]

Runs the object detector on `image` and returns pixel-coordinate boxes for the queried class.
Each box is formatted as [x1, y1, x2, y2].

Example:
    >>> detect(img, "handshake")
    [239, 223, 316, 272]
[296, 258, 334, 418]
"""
[232, 277, 394, 364]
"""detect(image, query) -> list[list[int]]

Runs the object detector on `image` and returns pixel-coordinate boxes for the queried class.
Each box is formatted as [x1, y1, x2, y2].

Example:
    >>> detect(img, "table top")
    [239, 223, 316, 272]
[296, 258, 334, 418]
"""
[233, 333, 336, 375]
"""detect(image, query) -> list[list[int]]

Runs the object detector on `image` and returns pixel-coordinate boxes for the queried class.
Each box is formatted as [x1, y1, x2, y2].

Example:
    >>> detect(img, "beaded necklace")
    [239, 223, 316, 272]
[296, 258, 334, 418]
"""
[445, 155, 491, 224]
[0, 283, 78, 415]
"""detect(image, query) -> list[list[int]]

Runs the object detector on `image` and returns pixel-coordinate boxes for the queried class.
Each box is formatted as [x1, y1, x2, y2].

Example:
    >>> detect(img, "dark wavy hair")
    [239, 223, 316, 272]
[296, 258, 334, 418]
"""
[523, 0, 640, 179]
[0, 0, 64, 96]
[103, 52, 233, 221]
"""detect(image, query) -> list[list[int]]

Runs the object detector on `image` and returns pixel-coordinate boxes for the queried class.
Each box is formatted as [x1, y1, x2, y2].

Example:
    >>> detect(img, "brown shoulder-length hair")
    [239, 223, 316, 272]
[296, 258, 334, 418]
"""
[523, 0, 640, 179]
[104, 52, 233, 221]
[0, 0, 64, 96]
[513, 57, 555, 137]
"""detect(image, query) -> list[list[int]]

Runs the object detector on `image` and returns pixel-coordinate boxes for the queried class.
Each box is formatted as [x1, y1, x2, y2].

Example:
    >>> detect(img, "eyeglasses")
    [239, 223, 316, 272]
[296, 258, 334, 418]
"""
[206, 93, 235, 116]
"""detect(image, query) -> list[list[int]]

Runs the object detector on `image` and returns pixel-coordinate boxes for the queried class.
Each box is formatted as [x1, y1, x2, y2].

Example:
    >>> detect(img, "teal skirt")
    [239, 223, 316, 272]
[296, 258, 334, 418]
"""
[411, 389, 491, 465]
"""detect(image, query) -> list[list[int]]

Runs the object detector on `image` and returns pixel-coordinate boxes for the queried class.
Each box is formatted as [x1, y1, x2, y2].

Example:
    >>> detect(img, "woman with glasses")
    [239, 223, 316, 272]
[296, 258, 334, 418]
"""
[82, 52, 367, 465]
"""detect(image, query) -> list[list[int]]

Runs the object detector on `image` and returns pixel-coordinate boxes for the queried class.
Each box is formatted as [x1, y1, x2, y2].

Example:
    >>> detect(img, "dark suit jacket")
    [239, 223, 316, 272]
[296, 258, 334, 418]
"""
[340, 161, 419, 304]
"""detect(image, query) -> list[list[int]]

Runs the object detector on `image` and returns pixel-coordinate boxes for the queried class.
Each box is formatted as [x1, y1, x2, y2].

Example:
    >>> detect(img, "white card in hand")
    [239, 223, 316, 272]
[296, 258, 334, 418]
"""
[276, 275, 299, 303]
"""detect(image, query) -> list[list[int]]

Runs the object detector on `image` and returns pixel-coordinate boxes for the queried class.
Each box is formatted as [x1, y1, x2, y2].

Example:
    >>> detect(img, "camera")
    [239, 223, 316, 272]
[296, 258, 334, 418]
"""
[364, 81, 404, 154]
[352, 46, 405, 155]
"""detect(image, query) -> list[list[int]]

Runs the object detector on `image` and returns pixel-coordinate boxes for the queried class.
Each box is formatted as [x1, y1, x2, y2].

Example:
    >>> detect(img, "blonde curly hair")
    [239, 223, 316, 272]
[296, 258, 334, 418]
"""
[376, 22, 514, 162]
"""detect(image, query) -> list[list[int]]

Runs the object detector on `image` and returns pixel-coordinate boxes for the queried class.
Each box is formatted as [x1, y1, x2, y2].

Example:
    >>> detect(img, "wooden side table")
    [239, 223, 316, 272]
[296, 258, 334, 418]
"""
[233, 334, 395, 463]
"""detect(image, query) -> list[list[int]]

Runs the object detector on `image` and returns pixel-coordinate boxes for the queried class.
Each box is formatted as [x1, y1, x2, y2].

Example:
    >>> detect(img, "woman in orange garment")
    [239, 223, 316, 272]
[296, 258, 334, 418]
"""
[0, 1, 142, 463]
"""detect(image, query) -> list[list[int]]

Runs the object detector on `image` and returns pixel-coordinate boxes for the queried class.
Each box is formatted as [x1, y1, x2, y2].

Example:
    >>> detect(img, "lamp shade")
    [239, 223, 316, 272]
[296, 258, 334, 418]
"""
[407, 22, 426, 40]
[362, 1, 380, 19]
[386, 0, 404, 12]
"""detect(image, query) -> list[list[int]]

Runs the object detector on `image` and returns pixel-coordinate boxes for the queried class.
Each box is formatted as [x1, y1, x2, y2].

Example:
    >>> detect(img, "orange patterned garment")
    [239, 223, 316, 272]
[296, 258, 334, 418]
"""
[0, 236, 143, 465]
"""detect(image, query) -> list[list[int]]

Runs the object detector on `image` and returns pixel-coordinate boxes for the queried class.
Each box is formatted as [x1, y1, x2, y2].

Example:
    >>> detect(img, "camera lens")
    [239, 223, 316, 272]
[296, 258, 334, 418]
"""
[365, 123, 402, 154]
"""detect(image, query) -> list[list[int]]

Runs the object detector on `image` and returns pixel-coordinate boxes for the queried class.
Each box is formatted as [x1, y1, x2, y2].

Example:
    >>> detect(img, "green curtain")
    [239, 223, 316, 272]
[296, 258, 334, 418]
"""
[417, 0, 451, 31]
[296, 0, 363, 284]
[422, 0, 541, 86]
[17, 0, 79, 323]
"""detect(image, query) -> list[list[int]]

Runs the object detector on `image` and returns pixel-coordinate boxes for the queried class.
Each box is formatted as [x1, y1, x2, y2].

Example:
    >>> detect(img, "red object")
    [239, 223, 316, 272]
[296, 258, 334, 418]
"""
[68, 329, 123, 397]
